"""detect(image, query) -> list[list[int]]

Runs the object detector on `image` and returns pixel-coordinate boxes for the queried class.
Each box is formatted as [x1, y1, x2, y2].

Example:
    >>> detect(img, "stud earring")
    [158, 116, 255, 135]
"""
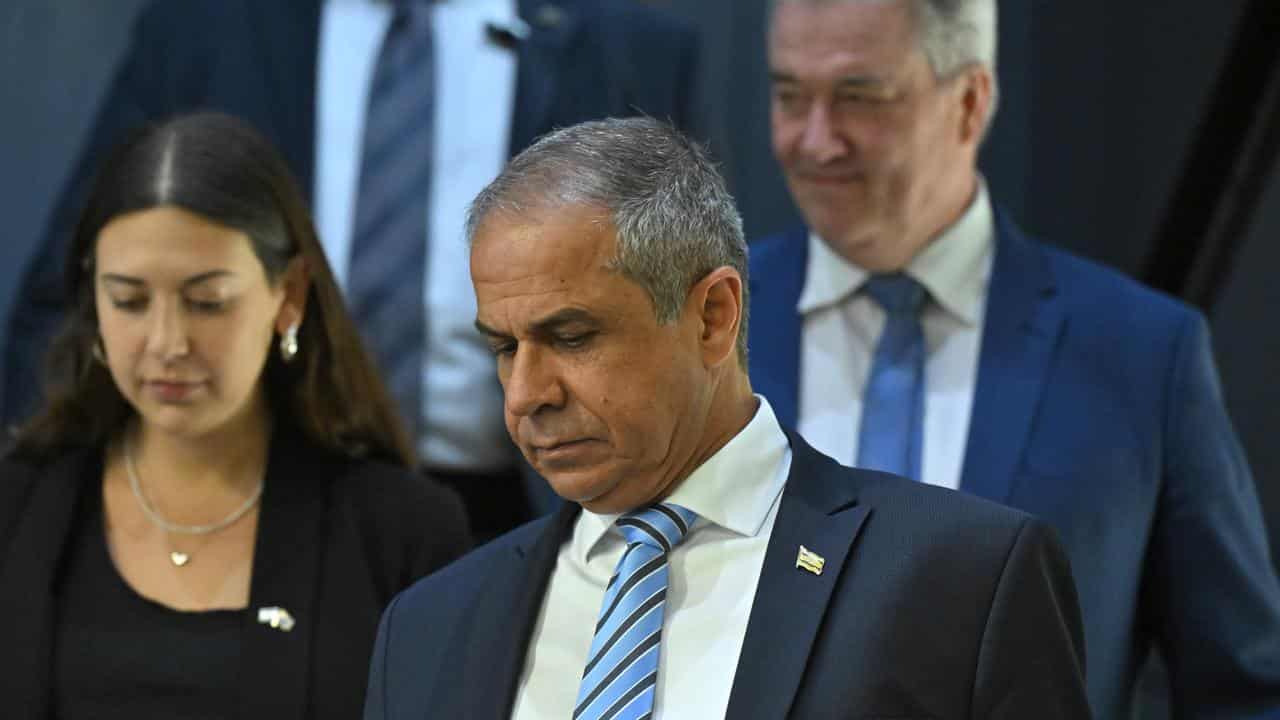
[92, 338, 106, 364]
[280, 323, 299, 362]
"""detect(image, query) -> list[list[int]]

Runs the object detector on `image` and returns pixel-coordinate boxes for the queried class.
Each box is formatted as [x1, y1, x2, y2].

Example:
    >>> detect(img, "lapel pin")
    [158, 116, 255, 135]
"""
[796, 545, 825, 576]
[257, 606, 296, 632]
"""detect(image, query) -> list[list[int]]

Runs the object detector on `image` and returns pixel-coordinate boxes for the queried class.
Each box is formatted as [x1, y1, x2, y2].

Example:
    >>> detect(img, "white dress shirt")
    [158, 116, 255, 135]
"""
[315, 0, 519, 469]
[511, 397, 793, 720]
[798, 183, 995, 490]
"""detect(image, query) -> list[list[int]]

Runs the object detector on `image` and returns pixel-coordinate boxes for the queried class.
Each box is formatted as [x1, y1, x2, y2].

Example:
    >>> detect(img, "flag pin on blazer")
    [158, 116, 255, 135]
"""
[796, 545, 825, 575]
[257, 606, 296, 632]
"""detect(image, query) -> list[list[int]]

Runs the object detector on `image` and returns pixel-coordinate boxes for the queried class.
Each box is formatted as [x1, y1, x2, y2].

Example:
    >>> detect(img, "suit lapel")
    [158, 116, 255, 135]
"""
[462, 502, 579, 718]
[959, 211, 1065, 503]
[747, 228, 809, 430]
[238, 430, 327, 720]
[509, 0, 581, 155]
[726, 430, 870, 719]
[244, 0, 321, 193]
[0, 450, 97, 719]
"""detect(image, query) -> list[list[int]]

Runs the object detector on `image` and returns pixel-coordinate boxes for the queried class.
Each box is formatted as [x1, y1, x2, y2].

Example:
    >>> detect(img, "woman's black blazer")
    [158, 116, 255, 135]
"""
[0, 428, 471, 719]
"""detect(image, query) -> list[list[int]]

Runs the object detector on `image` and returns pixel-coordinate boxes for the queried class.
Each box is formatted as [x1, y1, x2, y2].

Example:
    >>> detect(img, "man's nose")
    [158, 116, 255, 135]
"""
[799, 102, 848, 164]
[503, 345, 566, 419]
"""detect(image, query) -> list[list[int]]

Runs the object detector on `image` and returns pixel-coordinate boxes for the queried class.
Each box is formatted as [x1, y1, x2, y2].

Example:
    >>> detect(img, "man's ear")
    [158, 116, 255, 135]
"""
[958, 64, 994, 144]
[274, 257, 311, 334]
[688, 266, 743, 369]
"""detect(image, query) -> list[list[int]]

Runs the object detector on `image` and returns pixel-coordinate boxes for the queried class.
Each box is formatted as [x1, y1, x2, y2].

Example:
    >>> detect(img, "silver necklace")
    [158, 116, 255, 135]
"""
[124, 434, 265, 566]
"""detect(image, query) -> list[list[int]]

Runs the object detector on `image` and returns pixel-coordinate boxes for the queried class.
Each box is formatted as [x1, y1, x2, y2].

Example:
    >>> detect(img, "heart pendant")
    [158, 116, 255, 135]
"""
[170, 551, 191, 567]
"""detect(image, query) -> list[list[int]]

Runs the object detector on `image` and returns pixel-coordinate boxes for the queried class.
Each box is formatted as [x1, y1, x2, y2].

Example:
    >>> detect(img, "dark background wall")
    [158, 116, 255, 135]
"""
[2, 1, 1276, 555]
[1214, 162, 1280, 553]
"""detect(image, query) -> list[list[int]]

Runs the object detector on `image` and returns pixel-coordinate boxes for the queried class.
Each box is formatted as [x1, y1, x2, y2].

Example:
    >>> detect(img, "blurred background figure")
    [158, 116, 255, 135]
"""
[747, 1, 1280, 718]
[0, 112, 470, 719]
[2, 0, 700, 540]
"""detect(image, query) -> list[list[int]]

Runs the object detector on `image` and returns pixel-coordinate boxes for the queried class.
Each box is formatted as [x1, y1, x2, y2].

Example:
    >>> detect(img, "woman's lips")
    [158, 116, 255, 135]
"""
[145, 380, 204, 403]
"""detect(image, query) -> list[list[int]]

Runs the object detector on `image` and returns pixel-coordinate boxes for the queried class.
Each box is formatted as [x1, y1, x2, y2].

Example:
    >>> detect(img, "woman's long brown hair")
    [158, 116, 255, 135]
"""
[12, 112, 417, 467]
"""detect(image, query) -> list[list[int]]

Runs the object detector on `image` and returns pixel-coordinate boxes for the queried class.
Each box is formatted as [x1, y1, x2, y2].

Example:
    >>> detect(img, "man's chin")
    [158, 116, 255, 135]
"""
[545, 475, 616, 509]
[813, 224, 909, 271]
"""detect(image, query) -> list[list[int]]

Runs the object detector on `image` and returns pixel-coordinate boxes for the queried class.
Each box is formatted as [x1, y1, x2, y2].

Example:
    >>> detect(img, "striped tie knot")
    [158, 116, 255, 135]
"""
[864, 273, 926, 316]
[615, 503, 697, 554]
[573, 503, 697, 720]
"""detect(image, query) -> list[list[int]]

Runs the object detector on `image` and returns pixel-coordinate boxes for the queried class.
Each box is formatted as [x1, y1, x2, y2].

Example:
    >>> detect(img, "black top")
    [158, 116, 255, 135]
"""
[54, 488, 241, 720]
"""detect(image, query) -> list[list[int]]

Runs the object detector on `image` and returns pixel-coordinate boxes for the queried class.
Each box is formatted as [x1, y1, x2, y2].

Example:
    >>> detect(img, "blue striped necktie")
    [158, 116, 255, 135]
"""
[347, 2, 434, 435]
[857, 273, 927, 480]
[575, 503, 699, 720]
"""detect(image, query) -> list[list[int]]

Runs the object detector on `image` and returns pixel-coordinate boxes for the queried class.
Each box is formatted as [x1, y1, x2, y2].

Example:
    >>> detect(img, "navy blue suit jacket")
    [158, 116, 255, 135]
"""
[365, 430, 1090, 719]
[747, 216, 1280, 717]
[2, 0, 698, 425]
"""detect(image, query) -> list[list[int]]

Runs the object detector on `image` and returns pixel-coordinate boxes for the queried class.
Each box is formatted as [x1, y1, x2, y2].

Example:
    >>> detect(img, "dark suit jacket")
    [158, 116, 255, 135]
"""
[0, 425, 472, 720]
[364, 430, 1091, 719]
[747, 216, 1280, 718]
[2, 0, 699, 425]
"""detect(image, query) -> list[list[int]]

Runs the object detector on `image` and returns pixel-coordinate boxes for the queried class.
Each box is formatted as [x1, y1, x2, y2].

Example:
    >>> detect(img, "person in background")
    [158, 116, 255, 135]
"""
[0, 112, 471, 720]
[5, 0, 701, 539]
[747, 0, 1280, 716]
[364, 117, 1089, 719]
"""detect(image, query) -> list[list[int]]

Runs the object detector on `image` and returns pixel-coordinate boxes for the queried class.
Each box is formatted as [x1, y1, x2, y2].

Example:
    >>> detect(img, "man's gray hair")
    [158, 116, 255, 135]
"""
[466, 117, 750, 366]
[774, 0, 1000, 122]
[911, 0, 997, 82]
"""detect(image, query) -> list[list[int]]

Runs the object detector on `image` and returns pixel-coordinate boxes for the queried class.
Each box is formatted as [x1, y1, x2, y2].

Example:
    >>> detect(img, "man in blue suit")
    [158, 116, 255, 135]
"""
[364, 117, 1090, 718]
[5, 0, 698, 536]
[750, 0, 1280, 716]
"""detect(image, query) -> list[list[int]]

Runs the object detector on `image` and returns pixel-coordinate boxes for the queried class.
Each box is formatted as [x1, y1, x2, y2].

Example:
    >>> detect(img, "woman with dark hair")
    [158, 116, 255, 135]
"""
[0, 112, 471, 719]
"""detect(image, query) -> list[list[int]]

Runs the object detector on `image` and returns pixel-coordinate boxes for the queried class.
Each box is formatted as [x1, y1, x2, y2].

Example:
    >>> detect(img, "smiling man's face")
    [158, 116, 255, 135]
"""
[471, 204, 715, 514]
[769, 0, 984, 271]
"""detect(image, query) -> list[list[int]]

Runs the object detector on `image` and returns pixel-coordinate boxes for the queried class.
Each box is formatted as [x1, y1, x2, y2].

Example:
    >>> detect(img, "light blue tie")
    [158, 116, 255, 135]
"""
[575, 503, 698, 720]
[347, 2, 433, 435]
[857, 274, 926, 480]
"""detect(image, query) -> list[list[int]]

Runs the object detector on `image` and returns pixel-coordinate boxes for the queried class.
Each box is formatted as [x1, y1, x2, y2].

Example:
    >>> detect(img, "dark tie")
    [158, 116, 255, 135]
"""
[347, 2, 434, 434]
[857, 274, 926, 479]
[575, 503, 699, 720]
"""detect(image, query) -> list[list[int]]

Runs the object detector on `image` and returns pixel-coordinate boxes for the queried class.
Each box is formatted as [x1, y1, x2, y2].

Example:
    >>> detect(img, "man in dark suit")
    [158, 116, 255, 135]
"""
[364, 117, 1089, 719]
[749, 0, 1280, 716]
[5, 0, 699, 536]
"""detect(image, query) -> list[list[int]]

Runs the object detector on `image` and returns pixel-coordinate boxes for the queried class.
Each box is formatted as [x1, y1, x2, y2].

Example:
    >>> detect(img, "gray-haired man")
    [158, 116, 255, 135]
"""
[365, 117, 1089, 719]
[749, 1, 1280, 717]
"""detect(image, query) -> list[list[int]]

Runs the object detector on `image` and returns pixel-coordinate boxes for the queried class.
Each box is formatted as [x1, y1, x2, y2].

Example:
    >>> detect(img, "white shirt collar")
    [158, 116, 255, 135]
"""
[797, 179, 994, 326]
[576, 396, 790, 559]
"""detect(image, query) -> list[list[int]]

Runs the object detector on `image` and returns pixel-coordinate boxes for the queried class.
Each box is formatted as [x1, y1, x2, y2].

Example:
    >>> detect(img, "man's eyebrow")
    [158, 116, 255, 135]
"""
[768, 71, 887, 88]
[529, 308, 599, 335]
[835, 74, 888, 89]
[475, 318, 508, 339]
[474, 308, 599, 339]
